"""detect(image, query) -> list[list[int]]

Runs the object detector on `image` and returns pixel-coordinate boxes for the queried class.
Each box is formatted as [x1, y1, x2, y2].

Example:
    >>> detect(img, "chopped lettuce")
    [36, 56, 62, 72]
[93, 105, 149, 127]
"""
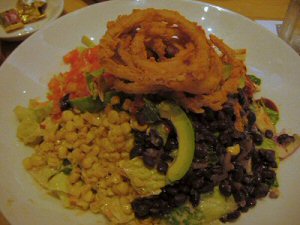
[86, 68, 105, 99]
[119, 158, 166, 196]
[14, 101, 52, 144]
[165, 188, 237, 225]
[136, 99, 161, 124]
[264, 107, 279, 125]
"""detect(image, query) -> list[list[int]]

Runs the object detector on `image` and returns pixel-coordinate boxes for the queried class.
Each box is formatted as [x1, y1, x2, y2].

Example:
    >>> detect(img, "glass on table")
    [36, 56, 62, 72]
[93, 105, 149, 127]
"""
[279, 0, 300, 54]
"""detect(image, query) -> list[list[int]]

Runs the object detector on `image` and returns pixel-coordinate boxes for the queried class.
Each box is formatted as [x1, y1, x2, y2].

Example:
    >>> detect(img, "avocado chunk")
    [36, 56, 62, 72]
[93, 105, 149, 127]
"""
[157, 101, 195, 182]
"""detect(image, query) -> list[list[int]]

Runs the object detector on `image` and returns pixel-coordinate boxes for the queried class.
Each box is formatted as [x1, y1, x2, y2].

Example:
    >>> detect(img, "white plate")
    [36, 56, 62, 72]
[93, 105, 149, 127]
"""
[0, 0, 300, 224]
[0, 0, 64, 41]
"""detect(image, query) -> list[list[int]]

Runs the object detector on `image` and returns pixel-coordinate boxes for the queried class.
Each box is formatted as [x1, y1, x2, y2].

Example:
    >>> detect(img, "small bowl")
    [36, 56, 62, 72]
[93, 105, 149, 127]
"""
[0, 0, 64, 41]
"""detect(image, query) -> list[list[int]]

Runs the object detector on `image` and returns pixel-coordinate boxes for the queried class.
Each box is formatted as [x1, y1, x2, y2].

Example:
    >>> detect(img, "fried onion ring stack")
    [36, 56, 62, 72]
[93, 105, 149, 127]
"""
[98, 8, 246, 112]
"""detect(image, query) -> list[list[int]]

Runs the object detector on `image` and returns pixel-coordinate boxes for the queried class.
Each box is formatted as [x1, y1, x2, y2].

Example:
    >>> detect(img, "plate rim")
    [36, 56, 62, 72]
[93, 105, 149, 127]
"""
[0, 1, 300, 225]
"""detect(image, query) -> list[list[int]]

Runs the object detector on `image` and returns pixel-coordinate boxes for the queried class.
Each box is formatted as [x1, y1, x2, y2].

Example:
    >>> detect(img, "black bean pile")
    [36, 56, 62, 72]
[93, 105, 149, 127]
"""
[130, 121, 178, 175]
[131, 90, 278, 222]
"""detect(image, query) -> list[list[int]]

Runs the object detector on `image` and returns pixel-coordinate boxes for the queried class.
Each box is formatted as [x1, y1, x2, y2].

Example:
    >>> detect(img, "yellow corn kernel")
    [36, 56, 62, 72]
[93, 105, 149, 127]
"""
[121, 203, 132, 215]
[91, 116, 102, 126]
[131, 119, 148, 131]
[112, 182, 129, 196]
[124, 138, 134, 152]
[81, 156, 95, 169]
[226, 144, 240, 156]
[121, 122, 131, 135]
[89, 146, 100, 156]
[81, 144, 92, 153]
[119, 111, 130, 123]
[70, 149, 85, 163]
[47, 157, 60, 168]
[122, 99, 133, 111]
[65, 132, 78, 143]
[30, 155, 45, 167]
[110, 152, 121, 161]
[70, 186, 81, 198]
[69, 172, 81, 184]
[40, 142, 54, 152]
[107, 110, 120, 124]
[120, 152, 129, 159]
[57, 146, 68, 159]
[102, 138, 114, 152]
[23, 158, 32, 170]
[82, 190, 94, 203]
[111, 96, 120, 105]
[76, 199, 89, 210]
[43, 132, 56, 142]
[111, 174, 121, 184]
[61, 110, 74, 122]
[86, 131, 95, 143]
[73, 116, 85, 128]
[102, 118, 110, 128]
[65, 121, 75, 132]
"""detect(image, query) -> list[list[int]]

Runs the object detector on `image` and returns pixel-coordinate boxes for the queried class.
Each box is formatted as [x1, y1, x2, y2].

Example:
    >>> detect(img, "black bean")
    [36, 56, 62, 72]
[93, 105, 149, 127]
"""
[277, 134, 295, 145]
[130, 145, 143, 159]
[132, 201, 150, 219]
[157, 161, 168, 174]
[189, 189, 200, 207]
[218, 121, 228, 131]
[252, 132, 263, 145]
[261, 169, 276, 185]
[219, 180, 232, 197]
[247, 111, 256, 127]
[265, 129, 273, 139]
[150, 130, 163, 148]
[59, 94, 72, 111]
[160, 153, 173, 162]
[217, 111, 226, 120]
[174, 193, 187, 206]
[219, 133, 232, 146]
[195, 132, 206, 142]
[208, 121, 219, 132]
[194, 143, 208, 159]
[165, 186, 178, 196]
[142, 155, 156, 168]
[246, 198, 256, 208]
[259, 150, 276, 164]
[223, 106, 235, 119]
[254, 183, 269, 198]
[204, 107, 216, 122]
[192, 177, 204, 189]
[233, 190, 246, 204]
[231, 165, 245, 182]
[205, 134, 217, 145]
[199, 181, 214, 193]
[165, 138, 178, 151]
[215, 143, 226, 155]
[232, 130, 246, 140]
[239, 205, 249, 212]
[226, 210, 241, 221]
[181, 185, 190, 194]
[242, 175, 254, 185]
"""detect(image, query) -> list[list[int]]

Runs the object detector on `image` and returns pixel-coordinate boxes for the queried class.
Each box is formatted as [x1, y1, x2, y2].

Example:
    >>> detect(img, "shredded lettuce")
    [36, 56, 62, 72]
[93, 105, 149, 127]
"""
[165, 188, 237, 225]
[264, 107, 279, 125]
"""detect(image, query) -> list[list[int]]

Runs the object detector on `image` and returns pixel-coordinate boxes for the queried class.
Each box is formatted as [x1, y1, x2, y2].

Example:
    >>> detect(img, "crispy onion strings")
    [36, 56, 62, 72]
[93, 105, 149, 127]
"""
[97, 9, 246, 112]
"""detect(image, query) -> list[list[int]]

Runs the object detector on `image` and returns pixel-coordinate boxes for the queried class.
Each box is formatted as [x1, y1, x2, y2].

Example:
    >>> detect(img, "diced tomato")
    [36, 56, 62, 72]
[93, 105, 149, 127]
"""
[47, 46, 103, 117]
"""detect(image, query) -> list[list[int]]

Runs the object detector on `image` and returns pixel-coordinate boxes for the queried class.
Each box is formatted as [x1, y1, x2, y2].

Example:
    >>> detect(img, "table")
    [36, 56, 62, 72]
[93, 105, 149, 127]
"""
[0, 0, 291, 224]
